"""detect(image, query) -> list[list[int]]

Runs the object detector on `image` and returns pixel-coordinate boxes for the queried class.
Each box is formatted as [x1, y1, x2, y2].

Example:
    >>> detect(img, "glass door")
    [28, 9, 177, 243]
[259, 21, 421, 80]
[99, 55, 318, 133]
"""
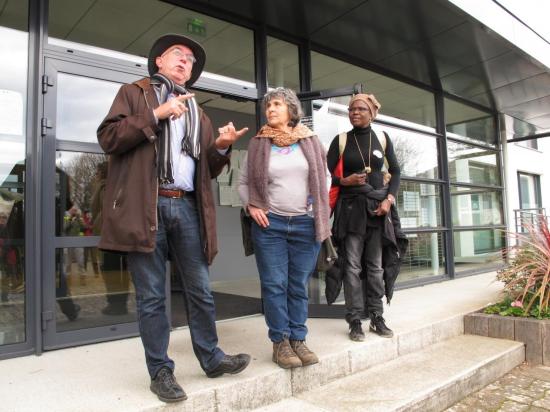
[41, 59, 141, 349]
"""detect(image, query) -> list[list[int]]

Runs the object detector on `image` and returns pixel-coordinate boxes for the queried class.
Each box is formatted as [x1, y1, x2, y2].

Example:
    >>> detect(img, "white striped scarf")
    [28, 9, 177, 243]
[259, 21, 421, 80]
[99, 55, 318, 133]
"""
[151, 73, 200, 184]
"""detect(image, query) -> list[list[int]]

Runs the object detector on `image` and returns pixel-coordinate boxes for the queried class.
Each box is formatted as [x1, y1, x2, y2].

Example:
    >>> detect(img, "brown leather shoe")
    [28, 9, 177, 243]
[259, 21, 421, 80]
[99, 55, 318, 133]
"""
[272, 339, 302, 369]
[290, 340, 319, 366]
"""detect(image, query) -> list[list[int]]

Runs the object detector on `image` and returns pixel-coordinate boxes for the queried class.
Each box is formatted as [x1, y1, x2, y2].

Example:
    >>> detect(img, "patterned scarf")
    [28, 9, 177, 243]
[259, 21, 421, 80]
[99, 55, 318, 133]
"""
[257, 124, 312, 147]
[151, 73, 200, 184]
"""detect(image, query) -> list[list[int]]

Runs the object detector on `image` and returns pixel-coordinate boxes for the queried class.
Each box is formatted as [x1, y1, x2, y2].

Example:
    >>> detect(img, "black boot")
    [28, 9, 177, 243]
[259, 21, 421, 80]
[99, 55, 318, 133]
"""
[206, 354, 251, 378]
[150, 367, 187, 403]
[369, 314, 393, 338]
[349, 319, 365, 342]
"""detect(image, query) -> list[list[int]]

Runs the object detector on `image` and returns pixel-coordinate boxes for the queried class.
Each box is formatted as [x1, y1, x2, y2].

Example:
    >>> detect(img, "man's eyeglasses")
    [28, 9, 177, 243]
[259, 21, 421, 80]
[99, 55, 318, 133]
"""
[347, 107, 371, 114]
[164, 48, 196, 64]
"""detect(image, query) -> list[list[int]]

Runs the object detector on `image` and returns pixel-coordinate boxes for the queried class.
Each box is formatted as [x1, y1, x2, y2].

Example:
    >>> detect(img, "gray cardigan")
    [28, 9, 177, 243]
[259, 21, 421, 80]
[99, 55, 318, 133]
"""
[239, 132, 331, 242]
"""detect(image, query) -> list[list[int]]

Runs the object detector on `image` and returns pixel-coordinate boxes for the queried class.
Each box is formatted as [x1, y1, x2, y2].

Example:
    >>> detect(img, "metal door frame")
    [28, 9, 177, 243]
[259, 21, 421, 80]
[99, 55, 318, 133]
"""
[41, 58, 143, 349]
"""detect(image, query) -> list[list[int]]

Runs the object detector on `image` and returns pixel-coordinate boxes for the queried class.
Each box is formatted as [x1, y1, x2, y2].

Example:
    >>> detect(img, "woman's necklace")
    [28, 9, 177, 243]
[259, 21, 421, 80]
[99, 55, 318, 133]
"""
[352, 130, 372, 173]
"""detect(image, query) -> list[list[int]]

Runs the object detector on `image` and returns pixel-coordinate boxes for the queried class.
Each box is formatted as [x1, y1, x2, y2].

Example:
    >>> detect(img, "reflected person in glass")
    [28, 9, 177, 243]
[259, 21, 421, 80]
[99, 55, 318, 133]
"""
[238, 87, 331, 369]
[97, 34, 250, 403]
[326, 93, 406, 341]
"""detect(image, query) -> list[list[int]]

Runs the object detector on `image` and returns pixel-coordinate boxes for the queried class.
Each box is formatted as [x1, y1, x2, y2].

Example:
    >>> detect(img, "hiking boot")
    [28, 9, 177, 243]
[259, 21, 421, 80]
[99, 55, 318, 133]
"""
[290, 340, 319, 366]
[349, 320, 365, 342]
[150, 367, 187, 403]
[369, 314, 394, 338]
[272, 339, 302, 369]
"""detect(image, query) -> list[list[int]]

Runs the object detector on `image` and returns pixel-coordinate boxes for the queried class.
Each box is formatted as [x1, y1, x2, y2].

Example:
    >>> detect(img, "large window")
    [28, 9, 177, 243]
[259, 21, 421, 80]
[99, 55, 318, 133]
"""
[311, 51, 436, 128]
[48, 0, 255, 84]
[446, 98, 504, 273]
[448, 141, 500, 186]
[267, 37, 299, 90]
[0, 0, 28, 347]
[445, 98, 496, 146]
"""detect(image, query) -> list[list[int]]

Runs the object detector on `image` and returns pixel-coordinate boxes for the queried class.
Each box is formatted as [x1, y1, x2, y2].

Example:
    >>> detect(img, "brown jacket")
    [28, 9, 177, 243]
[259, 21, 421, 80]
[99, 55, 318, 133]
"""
[97, 77, 229, 264]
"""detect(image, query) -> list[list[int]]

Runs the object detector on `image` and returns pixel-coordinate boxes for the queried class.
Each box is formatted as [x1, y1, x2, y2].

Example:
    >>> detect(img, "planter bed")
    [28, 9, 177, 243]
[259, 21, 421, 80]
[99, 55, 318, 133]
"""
[464, 312, 550, 365]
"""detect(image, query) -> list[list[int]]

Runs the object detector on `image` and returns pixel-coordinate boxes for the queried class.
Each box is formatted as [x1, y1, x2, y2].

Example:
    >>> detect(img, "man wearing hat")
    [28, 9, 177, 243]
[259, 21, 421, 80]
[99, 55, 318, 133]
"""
[97, 34, 250, 403]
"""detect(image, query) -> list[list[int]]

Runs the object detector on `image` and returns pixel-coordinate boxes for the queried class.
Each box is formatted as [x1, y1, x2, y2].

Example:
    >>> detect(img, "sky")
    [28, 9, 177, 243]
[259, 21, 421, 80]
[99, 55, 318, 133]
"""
[497, 0, 550, 43]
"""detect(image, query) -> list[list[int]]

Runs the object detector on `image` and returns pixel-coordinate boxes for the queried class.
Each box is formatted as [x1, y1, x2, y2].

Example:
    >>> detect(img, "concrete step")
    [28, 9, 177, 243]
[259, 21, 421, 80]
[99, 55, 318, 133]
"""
[254, 335, 525, 412]
[0, 272, 505, 412]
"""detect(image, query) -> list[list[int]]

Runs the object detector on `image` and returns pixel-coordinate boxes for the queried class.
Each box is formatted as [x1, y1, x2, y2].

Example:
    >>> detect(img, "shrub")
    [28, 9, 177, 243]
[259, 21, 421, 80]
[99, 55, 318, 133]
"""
[495, 215, 550, 316]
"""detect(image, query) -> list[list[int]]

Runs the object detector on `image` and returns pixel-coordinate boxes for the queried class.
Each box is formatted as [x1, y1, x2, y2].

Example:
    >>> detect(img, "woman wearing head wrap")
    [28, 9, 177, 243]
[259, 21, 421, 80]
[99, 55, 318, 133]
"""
[239, 87, 330, 369]
[326, 93, 401, 341]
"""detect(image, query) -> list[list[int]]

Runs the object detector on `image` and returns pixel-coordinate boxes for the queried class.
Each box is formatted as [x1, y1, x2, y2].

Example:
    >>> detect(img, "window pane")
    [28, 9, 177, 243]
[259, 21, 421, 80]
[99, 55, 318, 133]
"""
[373, 124, 438, 179]
[311, 51, 436, 128]
[448, 141, 500, 186]
[503, 114, 540, 149]
[0, 8, 28, 346]
[56, 73, 121, 143]
[48, 0, 255, 83]
[453, 229, 505, 273]
[451, 186, 503, 226]
[267, 37, 299, 90]
[445, 98, 496, 145]
[518, 173, 541, 210]
[55, 152, 108, 237]
[397, 182, 442, 229]
[307, 97, 439, 164]
[398, 232, 445, 283]
[56, 249, 136, 332]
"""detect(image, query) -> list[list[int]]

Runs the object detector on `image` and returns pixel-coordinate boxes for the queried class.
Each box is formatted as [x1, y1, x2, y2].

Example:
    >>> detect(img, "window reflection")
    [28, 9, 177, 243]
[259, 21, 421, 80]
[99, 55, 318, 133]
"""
[373, 125, 438, 179]
[398, 232, 445, 282]
[451, 187, 503, 226]
[311, 51, 436, 128]
[445, 98, 496, 145]
[56, 73, 120, 143]
[56, 249, 136, 332]
[55, 151, 107, 237]
[48, 0, 255, 83]
[448, 141, 500, 186]
[267, 37, 300, 90]
[397, 182, 442, 229]
[0, 22, 28, 346]
[454, 229, 505, 273]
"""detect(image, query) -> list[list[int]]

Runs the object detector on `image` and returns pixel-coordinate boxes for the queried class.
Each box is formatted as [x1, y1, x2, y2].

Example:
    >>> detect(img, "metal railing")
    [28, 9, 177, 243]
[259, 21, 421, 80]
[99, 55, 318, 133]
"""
[514, 208, 547, 235]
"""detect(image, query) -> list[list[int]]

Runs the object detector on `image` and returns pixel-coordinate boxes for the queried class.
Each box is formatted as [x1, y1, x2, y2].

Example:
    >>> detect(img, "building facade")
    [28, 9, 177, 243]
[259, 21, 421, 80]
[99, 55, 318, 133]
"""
[0, 0, 548, 359]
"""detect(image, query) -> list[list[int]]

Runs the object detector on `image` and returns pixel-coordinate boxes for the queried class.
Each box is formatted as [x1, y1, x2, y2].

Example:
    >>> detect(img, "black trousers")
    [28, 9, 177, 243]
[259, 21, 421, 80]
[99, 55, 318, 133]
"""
[343, 226, 384, 323]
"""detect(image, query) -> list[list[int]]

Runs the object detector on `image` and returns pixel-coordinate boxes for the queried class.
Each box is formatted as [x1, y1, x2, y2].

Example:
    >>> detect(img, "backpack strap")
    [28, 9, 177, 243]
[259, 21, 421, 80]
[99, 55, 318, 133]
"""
[338, 132, 347, 155]
[379, 131, 389, 171]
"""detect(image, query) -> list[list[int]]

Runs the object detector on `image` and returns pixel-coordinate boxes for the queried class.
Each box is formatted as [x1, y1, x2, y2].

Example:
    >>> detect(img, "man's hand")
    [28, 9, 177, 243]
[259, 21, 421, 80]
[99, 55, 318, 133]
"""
[215, 122, 249, 150]
[341, 173, 366, 186]
[153, 94, 196, 120]
[248, 205, 269, 228]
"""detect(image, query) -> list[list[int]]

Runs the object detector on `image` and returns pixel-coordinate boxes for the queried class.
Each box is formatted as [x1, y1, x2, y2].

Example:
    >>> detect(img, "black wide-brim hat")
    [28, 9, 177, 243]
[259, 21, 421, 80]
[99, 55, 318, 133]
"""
[148, 34, 206, 87]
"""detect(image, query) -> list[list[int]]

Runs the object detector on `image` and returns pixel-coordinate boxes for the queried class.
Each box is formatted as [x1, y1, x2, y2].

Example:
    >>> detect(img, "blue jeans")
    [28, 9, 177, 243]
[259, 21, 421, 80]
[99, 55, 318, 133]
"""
[252, 213, 320, 342]
[128, 196, 224, 378]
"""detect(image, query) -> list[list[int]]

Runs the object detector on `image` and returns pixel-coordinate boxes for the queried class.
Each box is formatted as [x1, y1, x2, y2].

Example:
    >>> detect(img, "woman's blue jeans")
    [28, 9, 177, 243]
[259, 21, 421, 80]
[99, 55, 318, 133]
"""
[252, 213, 320, 342]
[127, 196, 224, 378]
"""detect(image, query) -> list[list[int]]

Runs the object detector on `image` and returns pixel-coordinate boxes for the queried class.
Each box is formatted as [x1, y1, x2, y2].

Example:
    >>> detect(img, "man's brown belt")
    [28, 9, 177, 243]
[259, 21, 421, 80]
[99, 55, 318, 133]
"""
[158, 188, 194, 198]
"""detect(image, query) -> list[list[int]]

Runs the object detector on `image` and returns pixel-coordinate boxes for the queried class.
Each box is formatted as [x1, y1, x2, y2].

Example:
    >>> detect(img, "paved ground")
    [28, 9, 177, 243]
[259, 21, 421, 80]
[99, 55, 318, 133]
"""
[447, 363, 550, 411]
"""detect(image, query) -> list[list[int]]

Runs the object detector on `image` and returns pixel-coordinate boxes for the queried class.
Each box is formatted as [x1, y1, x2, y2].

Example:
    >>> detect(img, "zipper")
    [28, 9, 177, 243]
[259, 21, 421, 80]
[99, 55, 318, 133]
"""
[113, 188, 122, 209]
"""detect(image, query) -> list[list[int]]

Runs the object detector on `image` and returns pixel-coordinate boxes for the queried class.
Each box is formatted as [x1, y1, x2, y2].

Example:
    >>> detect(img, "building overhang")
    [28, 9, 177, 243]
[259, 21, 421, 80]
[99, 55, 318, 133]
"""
[178, 0, 550, 133]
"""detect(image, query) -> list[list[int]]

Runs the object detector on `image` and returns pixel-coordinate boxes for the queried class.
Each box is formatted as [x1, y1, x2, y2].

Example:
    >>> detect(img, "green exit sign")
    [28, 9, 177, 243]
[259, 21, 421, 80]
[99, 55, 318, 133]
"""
[187, 18, 206, 37]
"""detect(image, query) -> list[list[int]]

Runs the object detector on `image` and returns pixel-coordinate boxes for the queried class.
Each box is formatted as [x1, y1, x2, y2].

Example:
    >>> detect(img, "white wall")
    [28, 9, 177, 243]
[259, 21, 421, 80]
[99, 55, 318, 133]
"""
[503, 135, 550, 233]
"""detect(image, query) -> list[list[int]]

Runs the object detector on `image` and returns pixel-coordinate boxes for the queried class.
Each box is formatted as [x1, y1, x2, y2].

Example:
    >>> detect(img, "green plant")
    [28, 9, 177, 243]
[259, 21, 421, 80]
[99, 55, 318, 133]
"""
[496, 216, 550, 316]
